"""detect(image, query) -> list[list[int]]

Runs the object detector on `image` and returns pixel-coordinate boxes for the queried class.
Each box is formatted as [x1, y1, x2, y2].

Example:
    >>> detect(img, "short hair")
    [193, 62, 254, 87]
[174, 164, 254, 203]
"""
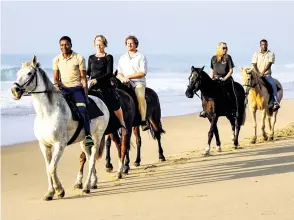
[59, 36, 72, 46]
[125, 35, 139, 47]
[94, 35, 108, 47]
[260, 39, 268, 44]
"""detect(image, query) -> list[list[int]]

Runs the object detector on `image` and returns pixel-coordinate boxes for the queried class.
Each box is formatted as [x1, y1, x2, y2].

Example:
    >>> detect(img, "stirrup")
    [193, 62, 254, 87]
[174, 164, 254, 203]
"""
[199, 111, 207, 118]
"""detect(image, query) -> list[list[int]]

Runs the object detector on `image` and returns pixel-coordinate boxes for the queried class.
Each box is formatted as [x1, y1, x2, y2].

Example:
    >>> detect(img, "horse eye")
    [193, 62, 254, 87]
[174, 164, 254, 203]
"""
[28, 72, 32, 75]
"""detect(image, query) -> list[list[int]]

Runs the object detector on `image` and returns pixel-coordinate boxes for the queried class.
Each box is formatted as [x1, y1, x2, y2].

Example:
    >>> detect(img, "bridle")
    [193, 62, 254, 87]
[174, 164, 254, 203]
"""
[13, 67, 49, 95]
[188, 70, 202, 99]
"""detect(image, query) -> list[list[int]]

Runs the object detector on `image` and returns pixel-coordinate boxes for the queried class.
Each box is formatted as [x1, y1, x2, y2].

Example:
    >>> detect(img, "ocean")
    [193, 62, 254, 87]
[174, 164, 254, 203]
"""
[1, 53, 294, 146]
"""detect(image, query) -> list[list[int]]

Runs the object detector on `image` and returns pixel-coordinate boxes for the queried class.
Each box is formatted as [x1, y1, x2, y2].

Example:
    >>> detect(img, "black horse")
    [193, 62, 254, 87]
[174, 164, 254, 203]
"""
[105, 75, 166, 170]
[185, 66, 246, 156]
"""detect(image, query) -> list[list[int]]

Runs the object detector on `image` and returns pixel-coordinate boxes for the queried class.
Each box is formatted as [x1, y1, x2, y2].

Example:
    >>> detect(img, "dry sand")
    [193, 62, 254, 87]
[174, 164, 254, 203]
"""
[2, 100, 294, 220]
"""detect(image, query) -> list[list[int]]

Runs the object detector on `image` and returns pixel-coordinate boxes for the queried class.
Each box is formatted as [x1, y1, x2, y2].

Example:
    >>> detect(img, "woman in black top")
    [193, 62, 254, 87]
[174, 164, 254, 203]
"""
[87, 35, 127, 135]
[200, 42, 237, 118]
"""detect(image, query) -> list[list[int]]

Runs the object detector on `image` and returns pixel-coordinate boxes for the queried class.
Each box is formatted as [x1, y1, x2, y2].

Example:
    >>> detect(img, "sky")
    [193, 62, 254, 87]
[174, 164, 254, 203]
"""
[1, 1, 294, 56]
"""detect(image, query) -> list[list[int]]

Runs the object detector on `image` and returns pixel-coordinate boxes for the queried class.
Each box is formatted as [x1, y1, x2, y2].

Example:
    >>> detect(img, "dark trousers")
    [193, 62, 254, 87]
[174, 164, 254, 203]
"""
[61, 86, 91, 136]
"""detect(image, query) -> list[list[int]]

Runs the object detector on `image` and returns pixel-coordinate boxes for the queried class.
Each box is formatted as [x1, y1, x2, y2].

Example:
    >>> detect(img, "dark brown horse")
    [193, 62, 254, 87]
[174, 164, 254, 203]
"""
[105, 76, 166, 171]
[74, 87, 136, 188]
[185, 66, 246, 156]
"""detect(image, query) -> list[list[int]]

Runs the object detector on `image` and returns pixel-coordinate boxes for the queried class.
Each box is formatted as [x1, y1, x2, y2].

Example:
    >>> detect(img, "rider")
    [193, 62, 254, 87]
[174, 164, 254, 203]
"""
[252, 39, 279, 110]
[53, 36, 94, 146]
[117, 35, 149, 131]
[87, 35, 127, 136]
[200, 42, 237, 118]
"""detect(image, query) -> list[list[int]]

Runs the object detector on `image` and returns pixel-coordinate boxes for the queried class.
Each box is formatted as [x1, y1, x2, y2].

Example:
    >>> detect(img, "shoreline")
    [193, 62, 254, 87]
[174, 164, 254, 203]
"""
[2, 98, 294, 148]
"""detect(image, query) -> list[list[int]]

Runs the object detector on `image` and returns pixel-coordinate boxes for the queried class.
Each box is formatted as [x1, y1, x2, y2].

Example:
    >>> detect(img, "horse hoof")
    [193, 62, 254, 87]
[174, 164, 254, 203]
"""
[133, 162, 140, 167]
[203, 151, 210, 157]
[268, 136, 274, 141]
[57, 189, 65, 199]
[106, 167, 113, 173]
[43, 194, 53, 201]
[117, 173, 123, 179]
[159, 157, 166, 162]
[82, 189, 90, 194]
[250, 138, 256, 144]
[74, 183, 83, 189]
[216, 147, 222, 152]
[91, 185, 98, 189]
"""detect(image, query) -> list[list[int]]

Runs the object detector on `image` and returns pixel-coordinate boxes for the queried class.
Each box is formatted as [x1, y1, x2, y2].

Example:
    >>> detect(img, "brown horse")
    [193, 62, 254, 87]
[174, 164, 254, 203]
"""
[240, 67, 283, 143]
[105, 77, 166, 170]
[74, 87, 136, 188]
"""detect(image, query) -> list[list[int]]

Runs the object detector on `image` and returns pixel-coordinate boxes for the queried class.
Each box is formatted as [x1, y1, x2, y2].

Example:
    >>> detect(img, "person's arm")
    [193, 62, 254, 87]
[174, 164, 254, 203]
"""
[117, 57, 126, 81]
[261, 52, 275, 75]
[86, 56, 92, 79]
[53, 57, 61, 88]
[224, 55, 235, 81]
[126, 55, 147, 79]
[251, 52, 260, 75]
[79, 56, 88, 102]
[210, 57, 215, 79]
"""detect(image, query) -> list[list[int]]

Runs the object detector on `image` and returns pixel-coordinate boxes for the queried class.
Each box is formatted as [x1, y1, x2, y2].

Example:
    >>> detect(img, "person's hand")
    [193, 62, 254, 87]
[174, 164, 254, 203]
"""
[121, 77, 129, 84]
[54, 81, 62, 89]
[89, 79, 97, 87]
[219, 77, 225, 81]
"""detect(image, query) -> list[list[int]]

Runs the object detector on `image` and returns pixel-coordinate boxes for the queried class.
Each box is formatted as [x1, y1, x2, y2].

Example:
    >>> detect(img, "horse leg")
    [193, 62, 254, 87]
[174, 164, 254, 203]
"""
[250, 108, 257, 144]
[213, 123, 221, 152]
[226, 115, 236, 141]
[133, 126, 142, 167]
[204, 115, 218, 156]
[47, 142, 65, 199]
[149, 117, 166, 162]
[261, 109, 268, 141]
[39, 143, 55, 201]
[105, 135, 114, 172]
[123, 134, 131, 174]
[117, 134, 127, 179]
[268, 111, 278, 141]
[81, 135, 101, 193]
[74, 152, 86, 189]
[91, 136, 105, 189]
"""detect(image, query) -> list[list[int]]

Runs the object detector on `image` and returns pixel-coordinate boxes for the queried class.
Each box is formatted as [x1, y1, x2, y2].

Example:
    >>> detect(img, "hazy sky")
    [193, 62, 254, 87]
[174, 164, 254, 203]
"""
[2, 1, 294, 56]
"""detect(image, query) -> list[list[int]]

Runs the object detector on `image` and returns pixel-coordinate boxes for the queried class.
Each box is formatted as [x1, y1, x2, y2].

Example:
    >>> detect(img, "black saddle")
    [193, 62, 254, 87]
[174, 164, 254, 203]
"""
[63, 95, 104, 121]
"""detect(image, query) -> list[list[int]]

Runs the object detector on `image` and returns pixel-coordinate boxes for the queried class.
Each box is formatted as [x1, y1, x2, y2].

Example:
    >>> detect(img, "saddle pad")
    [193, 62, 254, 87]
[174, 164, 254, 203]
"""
[65, 96, 104, 122]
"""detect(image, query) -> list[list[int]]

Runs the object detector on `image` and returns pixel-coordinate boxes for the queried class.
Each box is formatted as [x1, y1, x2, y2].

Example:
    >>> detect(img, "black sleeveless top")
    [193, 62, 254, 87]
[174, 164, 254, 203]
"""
[87, 53, 113, 89]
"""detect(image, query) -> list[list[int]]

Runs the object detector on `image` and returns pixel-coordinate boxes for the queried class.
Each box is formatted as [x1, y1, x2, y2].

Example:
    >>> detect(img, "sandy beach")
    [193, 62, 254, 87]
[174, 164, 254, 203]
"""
[2, 99, 294, 220]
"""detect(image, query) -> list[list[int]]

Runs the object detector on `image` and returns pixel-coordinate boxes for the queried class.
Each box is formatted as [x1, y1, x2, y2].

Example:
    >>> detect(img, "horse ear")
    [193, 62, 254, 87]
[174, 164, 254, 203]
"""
[32, 55, 38, 67]
[191, 66, 195, 71]
[201, 66, 205, 71]
[113, 69, 118, 76]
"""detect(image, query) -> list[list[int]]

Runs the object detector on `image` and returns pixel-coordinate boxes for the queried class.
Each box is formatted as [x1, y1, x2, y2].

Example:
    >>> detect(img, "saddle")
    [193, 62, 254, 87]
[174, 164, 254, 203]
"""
[88, 89, 123, 135]
[261, 77, 281, 104]
[63, 95, 104, 121]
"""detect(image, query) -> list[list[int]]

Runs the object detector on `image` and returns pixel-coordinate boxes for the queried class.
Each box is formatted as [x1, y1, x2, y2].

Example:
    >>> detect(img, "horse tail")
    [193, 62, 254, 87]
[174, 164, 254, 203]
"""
[96, 135, 105, 160]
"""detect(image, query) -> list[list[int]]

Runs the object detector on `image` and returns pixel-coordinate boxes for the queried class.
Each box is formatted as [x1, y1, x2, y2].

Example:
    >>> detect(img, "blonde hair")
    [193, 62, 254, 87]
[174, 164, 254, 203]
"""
[93, 35, 108, 47]
[216, 42, 228, 62]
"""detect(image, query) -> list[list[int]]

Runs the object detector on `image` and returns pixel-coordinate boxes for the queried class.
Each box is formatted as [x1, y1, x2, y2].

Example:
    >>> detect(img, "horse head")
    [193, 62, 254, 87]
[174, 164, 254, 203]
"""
[185, 65, 205, 98]
[11, 55, 52, 100]
[240, 67, 256, 91]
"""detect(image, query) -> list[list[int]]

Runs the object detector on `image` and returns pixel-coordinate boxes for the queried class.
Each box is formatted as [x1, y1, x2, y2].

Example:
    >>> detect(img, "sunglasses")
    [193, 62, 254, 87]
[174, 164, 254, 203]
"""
[223, 47, 228, 50]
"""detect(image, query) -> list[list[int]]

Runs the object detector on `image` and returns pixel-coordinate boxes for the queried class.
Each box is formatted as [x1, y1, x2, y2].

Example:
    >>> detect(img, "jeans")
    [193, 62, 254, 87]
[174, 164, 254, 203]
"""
[264, 75, 278, 104]
[61, 86, 91, 136]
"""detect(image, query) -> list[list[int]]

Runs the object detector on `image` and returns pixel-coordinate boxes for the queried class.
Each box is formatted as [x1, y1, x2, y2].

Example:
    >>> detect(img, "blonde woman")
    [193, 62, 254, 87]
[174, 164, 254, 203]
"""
[200, 42, 237, 118]
[87, 35, 127, 135]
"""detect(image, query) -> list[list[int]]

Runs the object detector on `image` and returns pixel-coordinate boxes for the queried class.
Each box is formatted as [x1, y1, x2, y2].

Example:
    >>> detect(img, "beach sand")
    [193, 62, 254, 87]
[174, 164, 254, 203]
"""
[2, 99, 294, 220]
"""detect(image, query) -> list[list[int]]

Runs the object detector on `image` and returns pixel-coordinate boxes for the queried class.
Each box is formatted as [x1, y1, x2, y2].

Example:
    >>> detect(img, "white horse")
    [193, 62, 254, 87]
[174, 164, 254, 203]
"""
[240, 67, 283, 143]
[11, 56, 110, 200]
